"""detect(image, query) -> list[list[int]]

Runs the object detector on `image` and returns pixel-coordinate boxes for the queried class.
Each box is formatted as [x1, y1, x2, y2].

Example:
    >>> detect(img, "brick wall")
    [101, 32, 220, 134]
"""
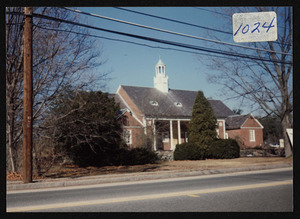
[121, 111, 145, 149]
[227, 128, 263, 148]
[122, 111, 142, 127]
[130, 127, 145, 148]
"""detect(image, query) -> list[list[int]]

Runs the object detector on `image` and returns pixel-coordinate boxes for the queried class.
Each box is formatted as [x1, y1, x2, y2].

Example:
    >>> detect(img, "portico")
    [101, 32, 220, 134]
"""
[149, 118, 190, 151]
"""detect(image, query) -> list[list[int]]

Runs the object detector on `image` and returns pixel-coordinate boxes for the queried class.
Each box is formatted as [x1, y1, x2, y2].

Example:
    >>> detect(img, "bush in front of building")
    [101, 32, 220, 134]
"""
[128, 148, 158, 165]
[173, 142, 206, 160]
[206, 139, 240, 159]
[114, 147, 158, 165]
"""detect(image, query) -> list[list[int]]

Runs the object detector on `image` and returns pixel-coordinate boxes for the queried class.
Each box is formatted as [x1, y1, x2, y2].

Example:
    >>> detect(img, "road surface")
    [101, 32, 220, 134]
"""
[7, 168, 293, 212]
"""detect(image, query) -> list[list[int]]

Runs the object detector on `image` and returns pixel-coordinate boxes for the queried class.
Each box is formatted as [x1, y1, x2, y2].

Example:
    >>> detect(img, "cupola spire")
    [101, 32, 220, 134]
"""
[154, 57, 169, 92]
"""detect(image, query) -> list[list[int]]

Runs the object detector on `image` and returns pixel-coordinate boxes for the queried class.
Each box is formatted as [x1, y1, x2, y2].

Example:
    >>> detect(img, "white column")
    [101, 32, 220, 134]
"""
[170, 120, 174, 150]
[178, 120, 181, 145]
[143, 117, 147, 135]
[153, 119, 157, 151]
[223, 120, 226, 139]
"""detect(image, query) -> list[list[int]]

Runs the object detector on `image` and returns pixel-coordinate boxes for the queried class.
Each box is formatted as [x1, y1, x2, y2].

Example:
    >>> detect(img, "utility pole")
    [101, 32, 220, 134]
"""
[23, 7, 33, 183]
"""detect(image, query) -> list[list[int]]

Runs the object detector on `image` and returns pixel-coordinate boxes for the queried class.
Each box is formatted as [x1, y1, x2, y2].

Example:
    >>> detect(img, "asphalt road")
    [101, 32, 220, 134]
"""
[7, 168, 293, 212]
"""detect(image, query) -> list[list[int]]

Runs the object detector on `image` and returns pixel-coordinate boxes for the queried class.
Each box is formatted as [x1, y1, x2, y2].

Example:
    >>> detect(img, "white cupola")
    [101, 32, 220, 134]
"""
[154, 57, 169, 92]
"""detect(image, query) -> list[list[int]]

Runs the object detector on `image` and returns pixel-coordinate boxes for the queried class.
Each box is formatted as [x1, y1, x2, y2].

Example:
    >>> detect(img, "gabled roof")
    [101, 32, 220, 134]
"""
[111, 92, 127, 109]
[115, 85, 234, 119]
[225, 114, 250, 130]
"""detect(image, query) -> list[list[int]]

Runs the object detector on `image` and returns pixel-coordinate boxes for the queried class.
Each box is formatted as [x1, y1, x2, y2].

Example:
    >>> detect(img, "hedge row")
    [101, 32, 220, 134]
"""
[71, 146, 158, 167]
[206, 139, 240, 159]
[113, 147, 158, 166]
[173, 143, 206, 160]
[174, 139, 240, 160]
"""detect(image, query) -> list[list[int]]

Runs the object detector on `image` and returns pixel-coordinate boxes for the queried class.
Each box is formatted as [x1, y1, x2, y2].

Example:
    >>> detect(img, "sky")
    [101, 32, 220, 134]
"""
[73, 7, 280, 115]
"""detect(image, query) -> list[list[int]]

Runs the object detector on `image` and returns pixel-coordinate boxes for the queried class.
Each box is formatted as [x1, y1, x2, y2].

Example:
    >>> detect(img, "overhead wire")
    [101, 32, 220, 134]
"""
[194, 7, 232, 18]
[33, 24, 263, 66]
[116, 7, 289, 47]
[114, 7, 291, 48]
[62, 7, 292, 56]
[31, 12, 292, 65]
[6, 11, 292, 65]
[194, 7, 287, 29]
[114, 7, 232, 35]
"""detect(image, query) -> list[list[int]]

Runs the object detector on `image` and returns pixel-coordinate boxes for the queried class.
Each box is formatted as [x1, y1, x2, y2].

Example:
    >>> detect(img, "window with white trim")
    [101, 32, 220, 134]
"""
[216, 128, 219, 138]
[162, 132, 169, 142]
[249, 130, 255, 142]
[185, 132, 188, 142]
[123, 130, 132, 144]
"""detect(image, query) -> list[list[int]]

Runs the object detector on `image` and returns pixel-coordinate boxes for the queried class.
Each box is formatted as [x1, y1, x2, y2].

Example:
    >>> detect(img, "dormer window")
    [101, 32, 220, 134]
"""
[149, 100, 158, 106]
[174, 102, 182, 107]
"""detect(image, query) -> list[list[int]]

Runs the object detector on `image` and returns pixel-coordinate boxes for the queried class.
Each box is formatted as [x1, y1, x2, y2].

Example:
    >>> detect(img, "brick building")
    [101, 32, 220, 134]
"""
[225, 114, 264, 148]
[112, 58, 263, 150]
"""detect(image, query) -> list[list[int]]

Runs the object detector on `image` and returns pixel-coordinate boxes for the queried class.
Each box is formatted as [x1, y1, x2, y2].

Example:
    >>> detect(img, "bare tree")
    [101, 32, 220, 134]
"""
[6, 7, 108, 172]
[204, 7, 292, 157]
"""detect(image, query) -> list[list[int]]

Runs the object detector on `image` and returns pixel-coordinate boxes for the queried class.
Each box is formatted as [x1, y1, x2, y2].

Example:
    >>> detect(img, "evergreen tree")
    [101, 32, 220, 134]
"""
[46, 89, 124, 167]
[188, 91, 217, 146]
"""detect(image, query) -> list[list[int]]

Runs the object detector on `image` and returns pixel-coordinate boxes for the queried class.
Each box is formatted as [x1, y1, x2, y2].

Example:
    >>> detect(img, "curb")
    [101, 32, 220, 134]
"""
[6, 163, 292, 191]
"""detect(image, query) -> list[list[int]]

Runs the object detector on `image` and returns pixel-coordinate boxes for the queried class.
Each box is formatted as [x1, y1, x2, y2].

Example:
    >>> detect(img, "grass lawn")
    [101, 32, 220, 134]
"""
[7, 156, 292, 181]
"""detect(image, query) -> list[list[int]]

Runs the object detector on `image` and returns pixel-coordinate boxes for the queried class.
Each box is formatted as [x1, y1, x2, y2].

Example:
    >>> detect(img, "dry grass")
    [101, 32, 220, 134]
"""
[7, 156, 293, 181]
[165, 157, 293, 169]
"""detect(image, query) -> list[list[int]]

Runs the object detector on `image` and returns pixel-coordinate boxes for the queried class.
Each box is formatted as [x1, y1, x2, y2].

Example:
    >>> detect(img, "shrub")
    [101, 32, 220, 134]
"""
[114, 148, 158, 166]
[130, 148, 158, 165]
[207, 139, 240, 159]
[69, 143, 118, 167]
[174, 142, 206, 160]
[69, 145, 158, 167]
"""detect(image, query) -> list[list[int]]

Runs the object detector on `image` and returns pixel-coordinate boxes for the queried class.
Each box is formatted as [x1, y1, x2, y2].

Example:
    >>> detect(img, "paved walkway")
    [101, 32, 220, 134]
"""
[7, 162, 292, 191]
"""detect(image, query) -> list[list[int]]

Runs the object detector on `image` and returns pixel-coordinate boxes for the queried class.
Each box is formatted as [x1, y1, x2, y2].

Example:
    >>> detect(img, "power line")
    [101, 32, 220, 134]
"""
[114, 7, 232, 35]
[194, 7, 232, 18]
[194, 7, 290, 47]
[33, 24, 263, 65]
[116, 7, 289, 47]
[6, 11, 292, 65]
[33, 12, 291, 65]
[114, 7, 290, 47]
[195, 7, 286, 29]
[62, 7, 292, 56]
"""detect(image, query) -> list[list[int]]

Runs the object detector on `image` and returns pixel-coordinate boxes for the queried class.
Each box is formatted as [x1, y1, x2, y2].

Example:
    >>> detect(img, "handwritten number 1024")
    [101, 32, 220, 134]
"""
[234, 17, 275, 36]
